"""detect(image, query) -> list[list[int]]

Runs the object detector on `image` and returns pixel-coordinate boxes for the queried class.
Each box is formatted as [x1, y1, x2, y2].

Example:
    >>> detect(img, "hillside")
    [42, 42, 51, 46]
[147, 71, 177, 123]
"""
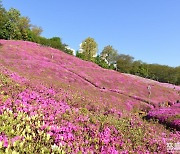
[0, 40, 179, 153]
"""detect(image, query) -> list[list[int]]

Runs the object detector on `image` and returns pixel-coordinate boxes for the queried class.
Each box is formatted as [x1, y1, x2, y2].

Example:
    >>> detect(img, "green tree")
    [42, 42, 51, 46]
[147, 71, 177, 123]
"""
[80, 37, 98, 61]
[130, 61, 149, 78]
[1, 7, 31, 40]
[31, 25, 43, 36]
[130, 60, 142, 74]
[117, 54, 134, 73]
[147, 64, 178, 84]
[18, 16, 31, 40]
[27, 30, 40, 42]
[100, 45, 119, 65]
[137, 63, 149, 78]
[0, 1, 7, 39]
[3, 8, 21, 40]
[175, 66, 180, 85]
[76, 50, 86, 60]
[63, 44, 74, 55]
[49, 37, 63, 49]
[94, 55, 110, 69]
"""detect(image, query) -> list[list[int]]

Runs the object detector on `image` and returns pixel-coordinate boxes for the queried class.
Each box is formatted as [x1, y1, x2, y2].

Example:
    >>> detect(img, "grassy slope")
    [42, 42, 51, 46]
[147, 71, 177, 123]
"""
[0, 40, 179, 153]
[0, 40, 179, 111]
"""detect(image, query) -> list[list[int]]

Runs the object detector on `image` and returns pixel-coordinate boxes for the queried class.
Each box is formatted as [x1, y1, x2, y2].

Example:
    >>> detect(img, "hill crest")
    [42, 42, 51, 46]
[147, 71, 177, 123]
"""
[0, 40, 179, 112]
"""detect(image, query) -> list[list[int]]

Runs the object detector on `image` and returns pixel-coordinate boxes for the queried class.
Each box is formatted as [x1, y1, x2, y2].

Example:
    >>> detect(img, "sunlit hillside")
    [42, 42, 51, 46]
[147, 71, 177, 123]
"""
[0, 40, 179, 153]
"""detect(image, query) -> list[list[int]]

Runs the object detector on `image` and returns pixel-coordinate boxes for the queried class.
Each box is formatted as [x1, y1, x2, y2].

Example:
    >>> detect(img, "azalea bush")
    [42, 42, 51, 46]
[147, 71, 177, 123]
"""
[147, 103, 180, 130]
[0, 110, 56, 153]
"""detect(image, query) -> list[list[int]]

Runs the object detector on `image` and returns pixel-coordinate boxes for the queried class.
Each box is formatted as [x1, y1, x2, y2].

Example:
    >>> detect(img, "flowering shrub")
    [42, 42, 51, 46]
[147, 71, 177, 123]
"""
[0, 110, 56, 153]
[147, 104, 180, 130]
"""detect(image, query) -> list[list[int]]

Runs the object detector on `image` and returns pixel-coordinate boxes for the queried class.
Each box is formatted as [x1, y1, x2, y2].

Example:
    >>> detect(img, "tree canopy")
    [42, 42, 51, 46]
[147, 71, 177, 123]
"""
[80, 37, 98, 61]
[100, 45, 119, 65]
[0, 3, 73, 55]
[117, 54, 134, 73]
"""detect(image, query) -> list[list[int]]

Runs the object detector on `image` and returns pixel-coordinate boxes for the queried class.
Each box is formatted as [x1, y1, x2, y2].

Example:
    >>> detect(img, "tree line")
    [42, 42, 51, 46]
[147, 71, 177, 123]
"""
[0, 2, 179, 85]
[77, 37, 180, 85]
[0, 2, 73, 55]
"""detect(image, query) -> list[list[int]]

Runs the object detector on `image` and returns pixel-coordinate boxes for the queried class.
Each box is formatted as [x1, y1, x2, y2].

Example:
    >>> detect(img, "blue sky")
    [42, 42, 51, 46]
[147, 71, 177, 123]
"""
[2, 0, 180, 67]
